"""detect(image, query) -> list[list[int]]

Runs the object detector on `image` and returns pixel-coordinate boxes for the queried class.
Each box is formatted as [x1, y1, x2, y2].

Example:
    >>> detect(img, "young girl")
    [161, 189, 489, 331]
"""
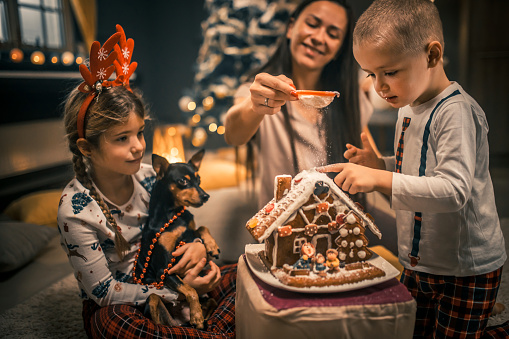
[57, 25, 236, 338]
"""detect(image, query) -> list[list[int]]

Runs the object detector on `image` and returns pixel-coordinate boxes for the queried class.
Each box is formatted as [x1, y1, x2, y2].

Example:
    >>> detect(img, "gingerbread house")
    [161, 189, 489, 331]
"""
[246, 170, 382, 269]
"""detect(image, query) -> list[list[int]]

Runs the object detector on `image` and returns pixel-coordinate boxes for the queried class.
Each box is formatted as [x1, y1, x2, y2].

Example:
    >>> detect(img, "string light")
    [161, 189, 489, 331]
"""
[192, 127, 207, 147]
[10, 48, 24, 63]
[61, 51, 74, 65]
[187, 101, 196, 111]
[51, 55, 59, 64]
[208, 123, 217, 133]
[179, 96, 193, 112]
[217, 125, 225, 135]
[167, 126, 177, 137]
[202, 96, 214, 111]
[192, 114, 201, 124]
[30, 51, 45, 65]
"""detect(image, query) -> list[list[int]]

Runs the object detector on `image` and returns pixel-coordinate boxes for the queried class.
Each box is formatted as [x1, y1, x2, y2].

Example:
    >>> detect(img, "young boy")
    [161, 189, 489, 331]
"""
[318, 0, 508, 337]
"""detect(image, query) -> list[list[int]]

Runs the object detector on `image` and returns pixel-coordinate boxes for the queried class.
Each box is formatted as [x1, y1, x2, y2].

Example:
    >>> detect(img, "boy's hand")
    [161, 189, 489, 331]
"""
[344, 132, 385, 170]
[317, 163, 392, 196]
[168, 242, 207, 276]
[182, 258, 221, 295]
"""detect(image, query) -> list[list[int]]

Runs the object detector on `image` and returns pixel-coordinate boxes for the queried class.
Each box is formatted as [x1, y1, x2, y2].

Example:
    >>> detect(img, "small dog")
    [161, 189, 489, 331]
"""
[134, 149, 220, 329]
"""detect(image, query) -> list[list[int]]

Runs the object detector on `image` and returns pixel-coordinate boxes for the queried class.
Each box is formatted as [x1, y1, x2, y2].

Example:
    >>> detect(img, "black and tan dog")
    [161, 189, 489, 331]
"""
[134, 149, 220, 329]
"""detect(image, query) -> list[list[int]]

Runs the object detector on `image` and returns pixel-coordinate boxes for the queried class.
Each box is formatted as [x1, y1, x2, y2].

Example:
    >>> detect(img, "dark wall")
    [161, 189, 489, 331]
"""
[96, 1, 207, 126]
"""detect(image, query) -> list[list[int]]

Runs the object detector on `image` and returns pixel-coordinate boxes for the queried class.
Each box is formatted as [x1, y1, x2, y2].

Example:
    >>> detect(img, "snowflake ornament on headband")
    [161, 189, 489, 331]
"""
[76, 24, 137, 139]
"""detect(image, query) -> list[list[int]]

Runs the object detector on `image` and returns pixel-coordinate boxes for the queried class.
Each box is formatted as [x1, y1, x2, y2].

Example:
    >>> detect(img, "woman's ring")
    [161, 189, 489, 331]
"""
[264, 97, 269, 107]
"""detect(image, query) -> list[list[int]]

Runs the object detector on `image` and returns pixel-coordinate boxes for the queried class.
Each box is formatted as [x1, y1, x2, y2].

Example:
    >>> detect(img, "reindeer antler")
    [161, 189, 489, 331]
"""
[113, 24, 138, 91]
[77, 32, 121, 95]
[76, 25, 139, 139]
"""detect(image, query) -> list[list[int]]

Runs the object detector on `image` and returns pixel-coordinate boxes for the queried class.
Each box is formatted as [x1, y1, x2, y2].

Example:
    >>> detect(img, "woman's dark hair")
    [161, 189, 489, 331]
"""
[246, 0, 361, 175]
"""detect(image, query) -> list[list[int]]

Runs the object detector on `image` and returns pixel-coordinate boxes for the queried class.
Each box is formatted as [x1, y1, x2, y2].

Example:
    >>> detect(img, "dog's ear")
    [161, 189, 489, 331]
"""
[152, 154, 170, 180]
[188, 149, 205, 171]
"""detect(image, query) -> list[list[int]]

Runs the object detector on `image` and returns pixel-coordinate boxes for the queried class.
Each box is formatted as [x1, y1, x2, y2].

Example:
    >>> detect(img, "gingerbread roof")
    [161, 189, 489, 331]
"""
[245, 169, 382, 242]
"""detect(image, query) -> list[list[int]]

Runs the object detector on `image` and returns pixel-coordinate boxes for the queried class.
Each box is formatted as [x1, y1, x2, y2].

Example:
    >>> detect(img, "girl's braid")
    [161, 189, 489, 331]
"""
[72, 152, 130, 259]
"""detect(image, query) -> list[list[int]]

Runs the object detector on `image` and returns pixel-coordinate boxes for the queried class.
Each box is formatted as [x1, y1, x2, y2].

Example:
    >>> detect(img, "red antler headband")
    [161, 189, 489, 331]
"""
[76, 24, 137, 139]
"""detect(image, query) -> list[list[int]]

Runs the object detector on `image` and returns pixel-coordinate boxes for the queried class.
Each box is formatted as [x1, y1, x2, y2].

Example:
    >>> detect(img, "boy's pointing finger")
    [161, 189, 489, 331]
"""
[316, 163, 345, 173]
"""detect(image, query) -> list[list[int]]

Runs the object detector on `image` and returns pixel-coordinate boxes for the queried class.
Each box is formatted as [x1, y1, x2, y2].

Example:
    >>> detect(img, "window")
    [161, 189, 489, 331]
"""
[0, 0, 73, 53]
[0, 1, 7, 43]
[293, 237, 307, 254]
[18, 0, 63, 48]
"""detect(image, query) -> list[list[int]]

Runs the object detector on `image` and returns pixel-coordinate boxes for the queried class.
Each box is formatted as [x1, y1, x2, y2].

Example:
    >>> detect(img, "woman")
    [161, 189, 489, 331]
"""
[224, 0, 375, 208]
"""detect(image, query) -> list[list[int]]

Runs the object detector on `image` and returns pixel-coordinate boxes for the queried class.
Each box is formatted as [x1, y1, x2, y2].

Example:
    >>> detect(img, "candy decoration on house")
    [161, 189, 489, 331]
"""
[181, 0, 299, 146]
[335, 210, 374, 264]
[245, 169, 385, 287]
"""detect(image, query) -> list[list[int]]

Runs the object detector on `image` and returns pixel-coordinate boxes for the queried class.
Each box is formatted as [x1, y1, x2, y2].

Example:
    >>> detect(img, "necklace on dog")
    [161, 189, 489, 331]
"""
[132, 206, 186, 289]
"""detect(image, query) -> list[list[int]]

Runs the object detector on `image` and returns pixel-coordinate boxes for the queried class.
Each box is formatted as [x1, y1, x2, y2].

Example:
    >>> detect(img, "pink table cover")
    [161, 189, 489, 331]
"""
[236, 255, 416, 338]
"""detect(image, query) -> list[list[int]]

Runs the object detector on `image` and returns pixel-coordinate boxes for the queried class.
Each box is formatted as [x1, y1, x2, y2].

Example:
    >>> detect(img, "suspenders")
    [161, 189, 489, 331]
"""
[397, 90, 461, 267]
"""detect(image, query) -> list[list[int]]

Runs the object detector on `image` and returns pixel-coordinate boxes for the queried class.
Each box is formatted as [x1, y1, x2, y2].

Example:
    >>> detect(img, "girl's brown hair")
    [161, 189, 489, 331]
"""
[63, 85, 147, 259]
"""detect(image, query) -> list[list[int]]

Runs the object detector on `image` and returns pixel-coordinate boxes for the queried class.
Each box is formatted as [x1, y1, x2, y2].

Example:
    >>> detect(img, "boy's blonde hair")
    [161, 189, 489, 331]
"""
[353, 0, 444, 56]
[63, 85, 147, 259]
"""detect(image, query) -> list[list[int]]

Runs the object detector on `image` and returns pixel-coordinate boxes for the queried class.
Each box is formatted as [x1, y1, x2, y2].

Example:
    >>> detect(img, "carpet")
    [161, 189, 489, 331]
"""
[0, 273, 86, 339]
[1, 219, 508, 338]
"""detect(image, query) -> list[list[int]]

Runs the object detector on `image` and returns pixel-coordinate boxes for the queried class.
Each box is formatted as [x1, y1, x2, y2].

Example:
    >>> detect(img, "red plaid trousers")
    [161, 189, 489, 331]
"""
[401, 267, 509, 338]
[83, 263, 237, 339]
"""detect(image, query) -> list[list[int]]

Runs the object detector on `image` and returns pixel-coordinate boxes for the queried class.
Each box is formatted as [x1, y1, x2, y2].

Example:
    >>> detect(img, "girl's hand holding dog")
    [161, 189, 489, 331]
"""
[168, 241, 207, 276]
[317, 163, 392, 196]
[182, 258, 221, 295]
[344, 132, 385, 170]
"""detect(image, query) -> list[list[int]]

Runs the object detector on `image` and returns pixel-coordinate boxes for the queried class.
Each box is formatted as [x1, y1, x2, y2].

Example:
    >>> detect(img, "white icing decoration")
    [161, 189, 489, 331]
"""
[358, 250, 366, 259]
[341, 240, 348, 247]
[339, 252, 346, 260]
[349, 242, 354, 248]
[353, 227, 360, 235]
[349, 251, 354, 258]
[355, 239, 363, 247]
[340, 229, 348, 237]
[349, 229, 352, 234]
[346, 213, 356, 224]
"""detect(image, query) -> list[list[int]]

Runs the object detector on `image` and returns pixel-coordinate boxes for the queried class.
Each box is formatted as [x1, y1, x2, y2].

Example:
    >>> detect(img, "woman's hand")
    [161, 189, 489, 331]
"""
[167, 241, 207, 276]
[344, 132, 385, 170]
[249, 73, 298, 116]
[181, 258, 221, 295]
[224, 73, 297, 146]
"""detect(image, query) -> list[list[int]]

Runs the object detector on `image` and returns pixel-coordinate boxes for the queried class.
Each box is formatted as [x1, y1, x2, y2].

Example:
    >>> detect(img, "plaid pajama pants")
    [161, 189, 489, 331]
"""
[83, 263, 237, 339]
[401, 267, 509, 338]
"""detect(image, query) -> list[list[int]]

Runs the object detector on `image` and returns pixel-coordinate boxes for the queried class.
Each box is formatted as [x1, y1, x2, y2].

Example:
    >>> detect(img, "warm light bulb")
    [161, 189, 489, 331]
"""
[30, 51, 45, 65]
[62, 51, 74, 65]
[170, 147, 179, 156]
[187, 101, 196, 111]
[208, 123, 217, 133]
[202, 96, 215, 111]
[10, 48, 24, 63]
[192, 127, 207, 147]
[51, 56, 59, 63]
[217, 125, 225, 135]
[76, 56, 83, 64]
[167, 126, 177, 137]
[192, 114, 201, 124]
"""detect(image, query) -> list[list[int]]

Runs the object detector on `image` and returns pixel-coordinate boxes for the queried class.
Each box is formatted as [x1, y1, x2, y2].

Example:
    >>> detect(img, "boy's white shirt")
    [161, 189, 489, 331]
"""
[383, 82, 506, 276]
[57, 164, 180, 307]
